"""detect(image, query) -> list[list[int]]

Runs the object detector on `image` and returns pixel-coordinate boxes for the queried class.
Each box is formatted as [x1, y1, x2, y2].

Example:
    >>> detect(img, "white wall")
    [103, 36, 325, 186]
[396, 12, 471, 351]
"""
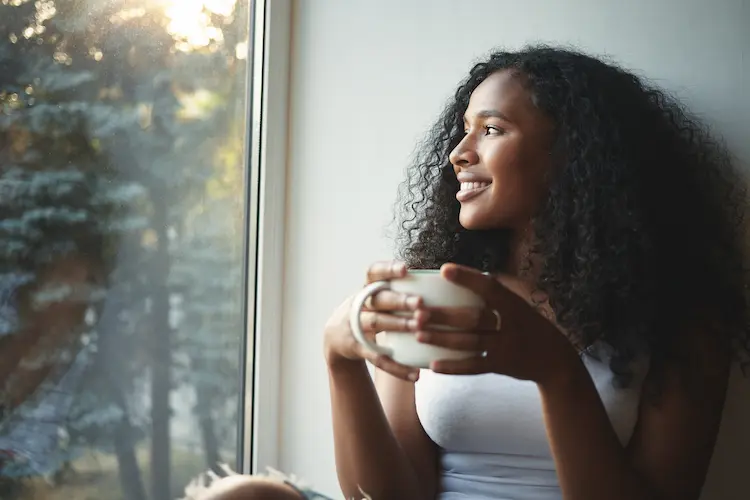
[279, 0, 750, 497]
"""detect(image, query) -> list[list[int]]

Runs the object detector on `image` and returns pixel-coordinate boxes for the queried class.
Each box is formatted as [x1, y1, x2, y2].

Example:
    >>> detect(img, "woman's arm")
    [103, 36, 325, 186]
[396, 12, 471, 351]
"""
[375, 368, 439, 499]
[428, 265, 729, 500]
[539, 327, 729, 500]
[329, 358, 438, 500]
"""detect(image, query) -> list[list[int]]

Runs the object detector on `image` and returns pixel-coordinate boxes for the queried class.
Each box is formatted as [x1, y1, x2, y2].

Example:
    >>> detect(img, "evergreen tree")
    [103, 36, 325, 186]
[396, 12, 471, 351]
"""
[1, 1, 249, 498]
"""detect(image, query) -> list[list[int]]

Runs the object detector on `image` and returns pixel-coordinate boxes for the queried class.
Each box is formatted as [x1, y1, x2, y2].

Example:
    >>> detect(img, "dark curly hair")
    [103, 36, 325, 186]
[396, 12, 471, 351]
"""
[396, 45, 749, 389]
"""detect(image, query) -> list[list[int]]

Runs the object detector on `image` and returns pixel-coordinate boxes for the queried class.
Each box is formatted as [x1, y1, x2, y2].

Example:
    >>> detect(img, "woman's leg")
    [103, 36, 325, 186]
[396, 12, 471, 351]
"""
[181, 465, 338, 500]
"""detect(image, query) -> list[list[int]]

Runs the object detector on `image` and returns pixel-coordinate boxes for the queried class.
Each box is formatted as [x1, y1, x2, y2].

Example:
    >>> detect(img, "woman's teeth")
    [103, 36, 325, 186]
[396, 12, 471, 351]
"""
[456, 181, 491, 202]
[460, 182, 490, 191]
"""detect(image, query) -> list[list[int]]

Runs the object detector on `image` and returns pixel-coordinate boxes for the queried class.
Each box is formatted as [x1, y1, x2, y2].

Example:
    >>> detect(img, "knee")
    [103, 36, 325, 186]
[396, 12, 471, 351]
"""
[200, 475, 303, 500]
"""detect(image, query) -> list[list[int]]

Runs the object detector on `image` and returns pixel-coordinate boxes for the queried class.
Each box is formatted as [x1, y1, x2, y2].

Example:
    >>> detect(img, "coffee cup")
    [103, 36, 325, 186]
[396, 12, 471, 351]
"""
[349, 269, 484, 368]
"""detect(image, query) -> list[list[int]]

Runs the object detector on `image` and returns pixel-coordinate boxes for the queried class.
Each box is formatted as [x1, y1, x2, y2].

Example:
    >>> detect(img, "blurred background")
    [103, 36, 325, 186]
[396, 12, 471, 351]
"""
[0, 1, 252, 498]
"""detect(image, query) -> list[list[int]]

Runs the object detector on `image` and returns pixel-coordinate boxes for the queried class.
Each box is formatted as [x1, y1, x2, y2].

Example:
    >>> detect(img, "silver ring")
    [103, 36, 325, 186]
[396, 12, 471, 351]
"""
[491, 309, 502, 331]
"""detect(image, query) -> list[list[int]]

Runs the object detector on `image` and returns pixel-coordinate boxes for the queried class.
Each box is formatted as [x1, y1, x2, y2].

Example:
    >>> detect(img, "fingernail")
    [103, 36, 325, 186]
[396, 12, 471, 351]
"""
[408, 371, 419, 381]
[406, 296, 421, 309]
[416, 332, 429, 342]
[407, 319, 418, 330]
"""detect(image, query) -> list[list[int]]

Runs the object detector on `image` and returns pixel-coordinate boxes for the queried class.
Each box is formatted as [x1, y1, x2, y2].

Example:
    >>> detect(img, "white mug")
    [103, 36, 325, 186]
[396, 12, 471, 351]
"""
[349, 269, 484, 368]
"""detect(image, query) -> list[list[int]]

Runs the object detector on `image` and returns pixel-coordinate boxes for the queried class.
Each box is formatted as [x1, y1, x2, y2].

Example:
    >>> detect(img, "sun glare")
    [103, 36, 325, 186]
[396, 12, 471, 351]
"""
[163, 0, 236, 50]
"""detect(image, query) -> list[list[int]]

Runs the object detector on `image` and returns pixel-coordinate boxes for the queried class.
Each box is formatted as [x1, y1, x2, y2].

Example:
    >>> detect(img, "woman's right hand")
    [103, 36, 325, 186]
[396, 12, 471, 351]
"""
[323, 261, 429, 382]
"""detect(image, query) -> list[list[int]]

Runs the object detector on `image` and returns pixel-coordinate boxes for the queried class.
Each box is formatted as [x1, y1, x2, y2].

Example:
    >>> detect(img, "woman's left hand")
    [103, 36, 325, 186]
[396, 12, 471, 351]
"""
[416, 263, 581, 385]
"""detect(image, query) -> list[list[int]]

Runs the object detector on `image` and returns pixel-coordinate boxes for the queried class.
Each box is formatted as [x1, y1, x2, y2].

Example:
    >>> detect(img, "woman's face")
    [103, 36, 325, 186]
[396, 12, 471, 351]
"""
[450, 70, 555, 231]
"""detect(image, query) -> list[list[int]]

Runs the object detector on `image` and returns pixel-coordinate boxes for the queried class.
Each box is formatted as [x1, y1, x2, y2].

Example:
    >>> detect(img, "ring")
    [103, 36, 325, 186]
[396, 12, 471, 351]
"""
[491, 309, 502, 331]
[480, 350, 488, 358]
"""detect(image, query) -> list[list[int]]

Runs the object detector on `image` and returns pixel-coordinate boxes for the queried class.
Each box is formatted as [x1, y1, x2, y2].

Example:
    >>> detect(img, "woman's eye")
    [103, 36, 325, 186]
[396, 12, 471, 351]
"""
[484, 125, 505, 136]
[463, 126, 505, 136]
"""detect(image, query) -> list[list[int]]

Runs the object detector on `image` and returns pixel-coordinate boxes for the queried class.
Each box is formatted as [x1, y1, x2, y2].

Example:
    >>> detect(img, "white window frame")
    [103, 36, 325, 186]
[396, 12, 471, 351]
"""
[241, 0, 292, 474]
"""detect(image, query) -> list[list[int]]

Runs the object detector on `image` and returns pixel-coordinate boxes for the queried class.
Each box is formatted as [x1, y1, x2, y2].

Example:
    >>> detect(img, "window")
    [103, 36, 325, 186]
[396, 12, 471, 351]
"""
[0, 0, 266, 498]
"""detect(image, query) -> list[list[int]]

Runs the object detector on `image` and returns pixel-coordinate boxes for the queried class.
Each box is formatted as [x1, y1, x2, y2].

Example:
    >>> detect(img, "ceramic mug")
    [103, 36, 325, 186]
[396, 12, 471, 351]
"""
[349, 269, 484, 368]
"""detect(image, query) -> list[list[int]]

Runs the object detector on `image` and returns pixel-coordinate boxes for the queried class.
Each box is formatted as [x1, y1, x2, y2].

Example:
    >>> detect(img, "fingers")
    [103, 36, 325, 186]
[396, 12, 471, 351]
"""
[441, 263, 497, 297]
[421, 307, 480, 329]
[366, 261, 407, 284]
[430, 356, 488, 375]
[416, 330, 487, 352]
[363, 261, 421, 313]
[441, 263, 519, 312]
[423, 306, 499, 331]
[367, 352, 421, 382]
[359, 310, 430, 333]
[366, 290, 422, 311]
[354, 344, 420, 381]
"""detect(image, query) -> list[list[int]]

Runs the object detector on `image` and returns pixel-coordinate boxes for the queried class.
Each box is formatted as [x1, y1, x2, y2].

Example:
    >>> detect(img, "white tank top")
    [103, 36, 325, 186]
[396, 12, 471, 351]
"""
[415, 342, 650, 500]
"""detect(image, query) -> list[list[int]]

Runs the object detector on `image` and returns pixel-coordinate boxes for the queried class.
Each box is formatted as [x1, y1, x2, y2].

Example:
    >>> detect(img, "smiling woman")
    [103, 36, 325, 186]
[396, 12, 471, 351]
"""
[182, 43, 749, 500]
[319, 45, 749, 500]
[450, 71, 556, 231]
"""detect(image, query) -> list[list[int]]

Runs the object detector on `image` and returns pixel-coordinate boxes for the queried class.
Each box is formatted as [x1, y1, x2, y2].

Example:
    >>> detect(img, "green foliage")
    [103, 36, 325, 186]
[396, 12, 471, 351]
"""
[1, 0, 249, 496]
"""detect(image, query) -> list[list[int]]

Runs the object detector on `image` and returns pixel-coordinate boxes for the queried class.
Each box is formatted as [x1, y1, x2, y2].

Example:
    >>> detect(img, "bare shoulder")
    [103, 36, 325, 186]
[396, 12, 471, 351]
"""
[627, 323, 731, 499]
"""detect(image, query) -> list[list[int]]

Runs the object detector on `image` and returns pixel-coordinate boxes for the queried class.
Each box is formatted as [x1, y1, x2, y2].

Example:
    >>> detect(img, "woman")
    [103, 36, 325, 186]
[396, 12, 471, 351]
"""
[200, 45, 748, 500]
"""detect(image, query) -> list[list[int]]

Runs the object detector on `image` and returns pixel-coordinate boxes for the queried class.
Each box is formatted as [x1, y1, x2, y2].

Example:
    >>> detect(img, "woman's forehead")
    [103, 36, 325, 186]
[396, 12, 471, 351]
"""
[465, 71, 541, 125]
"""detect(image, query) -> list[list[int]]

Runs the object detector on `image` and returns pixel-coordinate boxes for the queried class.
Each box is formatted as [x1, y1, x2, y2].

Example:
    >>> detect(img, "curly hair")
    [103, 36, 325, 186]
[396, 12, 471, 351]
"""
[396, 45, 749, 389]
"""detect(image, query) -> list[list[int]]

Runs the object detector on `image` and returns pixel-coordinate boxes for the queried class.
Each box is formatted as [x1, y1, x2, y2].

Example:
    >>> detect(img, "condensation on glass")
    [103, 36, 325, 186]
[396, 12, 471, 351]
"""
[0, 1, 253, 499]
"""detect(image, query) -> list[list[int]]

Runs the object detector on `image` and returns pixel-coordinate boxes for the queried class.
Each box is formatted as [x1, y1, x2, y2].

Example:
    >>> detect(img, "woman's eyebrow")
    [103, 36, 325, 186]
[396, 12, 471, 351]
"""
[464, 109, 513, 123]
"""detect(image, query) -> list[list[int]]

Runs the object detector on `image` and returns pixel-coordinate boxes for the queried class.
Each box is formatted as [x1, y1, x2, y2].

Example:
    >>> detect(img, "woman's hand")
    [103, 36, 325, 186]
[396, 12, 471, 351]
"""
[323, 261, 430, 382]
[416, 263, 580, 385]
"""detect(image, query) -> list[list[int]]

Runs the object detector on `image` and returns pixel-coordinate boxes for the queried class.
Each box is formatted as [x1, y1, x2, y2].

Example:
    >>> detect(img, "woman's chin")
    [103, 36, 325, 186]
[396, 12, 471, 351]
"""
[458, 211, 492, 230]
[459, 204, 518, 231]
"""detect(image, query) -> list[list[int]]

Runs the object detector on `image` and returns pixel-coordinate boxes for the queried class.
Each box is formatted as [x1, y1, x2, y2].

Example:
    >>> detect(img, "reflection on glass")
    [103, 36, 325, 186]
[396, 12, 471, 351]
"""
[0, 1, 251, 499]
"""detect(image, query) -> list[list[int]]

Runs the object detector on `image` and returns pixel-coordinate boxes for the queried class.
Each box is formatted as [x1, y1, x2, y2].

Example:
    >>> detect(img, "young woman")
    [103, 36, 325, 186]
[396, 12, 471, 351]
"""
[195, 45, 748, 500]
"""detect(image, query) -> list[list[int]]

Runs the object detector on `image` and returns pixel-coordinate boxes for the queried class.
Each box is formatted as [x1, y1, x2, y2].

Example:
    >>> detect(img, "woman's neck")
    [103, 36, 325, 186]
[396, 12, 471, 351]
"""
[505, 224, 538, 278]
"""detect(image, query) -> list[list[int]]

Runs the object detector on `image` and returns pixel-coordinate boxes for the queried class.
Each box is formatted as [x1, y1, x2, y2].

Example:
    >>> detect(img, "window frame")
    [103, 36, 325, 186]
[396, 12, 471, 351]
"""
[239, 0, 292, 475]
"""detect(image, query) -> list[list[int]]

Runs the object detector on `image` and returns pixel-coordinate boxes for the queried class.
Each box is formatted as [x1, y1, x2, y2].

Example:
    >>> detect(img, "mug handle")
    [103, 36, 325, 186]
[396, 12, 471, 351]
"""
[349, 280, 394, 357]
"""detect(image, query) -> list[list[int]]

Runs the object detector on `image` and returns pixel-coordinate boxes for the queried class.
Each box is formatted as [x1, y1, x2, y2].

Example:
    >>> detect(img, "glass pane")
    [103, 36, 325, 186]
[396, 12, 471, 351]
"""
[0, 1, 253, 499]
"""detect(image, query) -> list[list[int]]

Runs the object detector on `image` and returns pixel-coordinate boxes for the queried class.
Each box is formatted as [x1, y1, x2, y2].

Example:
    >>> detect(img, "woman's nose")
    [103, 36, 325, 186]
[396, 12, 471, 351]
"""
[449, 136, 479, 168]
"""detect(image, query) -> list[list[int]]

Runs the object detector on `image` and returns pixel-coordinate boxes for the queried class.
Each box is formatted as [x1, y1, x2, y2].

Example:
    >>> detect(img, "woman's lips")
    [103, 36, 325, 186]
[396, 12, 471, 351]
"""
[456, 181, 491, 202]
